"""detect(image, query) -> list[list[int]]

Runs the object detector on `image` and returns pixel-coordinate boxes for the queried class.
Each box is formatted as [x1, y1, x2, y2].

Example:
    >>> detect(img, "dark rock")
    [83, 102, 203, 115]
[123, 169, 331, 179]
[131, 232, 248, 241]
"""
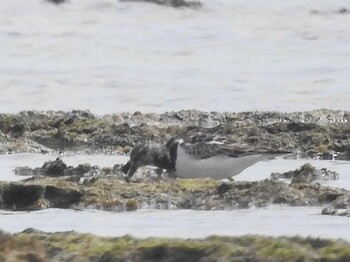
[44, 186, 83, 208]
[120, 0, 201, 8]
[1, 184, 44, 210]
[217, 183, 231, 195]
[10, 123, 25, 138]
[287, 122, 316, 132]
[264, 122, 317, 134]
[291, 164, 317, 183]
[0, 182, 83, 210]
[63, 118, 74, 126]
[3, 109, 350, 158]
[0, 115, 17, 133]
[31, 129, 74, 150]
[337, 8, 349, 14]
[72, 163, 92, 177]
[338, 210, 350, 216]
[14, 160, 111, 183]
[329, 194, 350, 209]
[42, 158, 68, 177]
[47, 0, 67, 4]
[271, 163, 339, 184]
[131, 246, 206, 262]
[3, 170, 350, 212]
[319, 151, 336, 160]
[98, 253, 118, 262]
[318, 191, 343, 204]
[321, 208, 350, 217]
[14, 166, 36, 176]
[321, 208, 337, 215]
[71, 110, 95, 119]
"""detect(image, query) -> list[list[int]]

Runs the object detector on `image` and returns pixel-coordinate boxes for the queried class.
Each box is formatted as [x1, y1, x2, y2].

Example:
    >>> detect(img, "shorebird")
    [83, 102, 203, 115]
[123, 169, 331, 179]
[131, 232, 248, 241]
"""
[121, 136, 289, 182]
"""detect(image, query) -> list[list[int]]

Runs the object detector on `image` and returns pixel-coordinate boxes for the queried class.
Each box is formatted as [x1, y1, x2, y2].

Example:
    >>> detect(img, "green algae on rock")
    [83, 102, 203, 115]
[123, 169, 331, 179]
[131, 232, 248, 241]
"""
[1, 229, 350, 261]
[1, 174, 350, 212]
[1, 109, 350, 159]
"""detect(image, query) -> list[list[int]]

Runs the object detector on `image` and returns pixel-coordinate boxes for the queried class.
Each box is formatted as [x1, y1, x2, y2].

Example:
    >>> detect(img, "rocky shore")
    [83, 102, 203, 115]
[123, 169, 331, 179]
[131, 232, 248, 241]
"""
[1, 110, 350, 215]
[1, 109, 349, 159]
[0, 158, 348, 215]
[1, 110, 350, 260]
[1, 229, 350, 261]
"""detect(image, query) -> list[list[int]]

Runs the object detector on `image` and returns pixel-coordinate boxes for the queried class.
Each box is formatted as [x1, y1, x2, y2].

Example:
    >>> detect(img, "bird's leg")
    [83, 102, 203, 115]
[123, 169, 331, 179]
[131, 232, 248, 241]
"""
[155, 167, 164, 180]
[121, 161, 131, 174]
[125, 164, 138, 183]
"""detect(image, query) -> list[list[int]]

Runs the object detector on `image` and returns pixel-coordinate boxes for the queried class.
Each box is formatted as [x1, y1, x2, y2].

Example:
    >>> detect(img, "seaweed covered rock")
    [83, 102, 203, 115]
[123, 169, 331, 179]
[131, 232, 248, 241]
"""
[0, 183, 83, 211]
[0, 184, 44, 210]
[44, 186, 83, 208]
[42, 158, 68, 177]
[7, 157, 350, 212]
[1, 230, 350, 262]
[4, 173, 350, 212]
[14, 159, 97, 180]
[322, 207, 350, 217]
[0, 109, 349, 158]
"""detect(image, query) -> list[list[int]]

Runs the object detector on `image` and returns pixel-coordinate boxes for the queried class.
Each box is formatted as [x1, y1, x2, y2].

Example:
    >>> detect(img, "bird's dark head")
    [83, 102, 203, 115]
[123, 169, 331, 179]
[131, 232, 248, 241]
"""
[165, 138, 184, 147]
[165, 138, 184, 171]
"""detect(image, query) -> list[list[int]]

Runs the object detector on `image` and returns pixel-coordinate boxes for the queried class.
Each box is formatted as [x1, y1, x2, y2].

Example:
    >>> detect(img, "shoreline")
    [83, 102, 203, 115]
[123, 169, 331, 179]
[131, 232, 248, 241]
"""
[1, 229, 350, 261]
[1, 109, 349, 158]
[1, 109, 350, 214]
[1, 109, 350, 260]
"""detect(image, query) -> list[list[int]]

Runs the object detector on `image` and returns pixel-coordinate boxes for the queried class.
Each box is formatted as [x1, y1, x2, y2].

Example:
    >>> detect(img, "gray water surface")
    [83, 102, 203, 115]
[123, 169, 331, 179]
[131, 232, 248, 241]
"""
[1, 207, 350, 240]
[1, 154, 350, 239]
[1, 0, 350, 114]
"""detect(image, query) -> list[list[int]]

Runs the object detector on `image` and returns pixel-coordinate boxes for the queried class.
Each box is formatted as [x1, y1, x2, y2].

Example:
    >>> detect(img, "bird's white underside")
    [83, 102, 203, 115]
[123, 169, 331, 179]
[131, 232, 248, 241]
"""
[175, 146, 275, 179]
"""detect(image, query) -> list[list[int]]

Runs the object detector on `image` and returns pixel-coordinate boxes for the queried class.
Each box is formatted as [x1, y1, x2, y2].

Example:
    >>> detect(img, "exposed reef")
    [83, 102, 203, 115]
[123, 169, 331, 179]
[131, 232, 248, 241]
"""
[1, 110, 350, 260]
[1, 109, 350, 160]
[1, 229, 350, 262]
[1, 110, 350, 215]
[2, 161, 349, 212]
[0, 182, 82, 211]
[271, 163, 339, 184]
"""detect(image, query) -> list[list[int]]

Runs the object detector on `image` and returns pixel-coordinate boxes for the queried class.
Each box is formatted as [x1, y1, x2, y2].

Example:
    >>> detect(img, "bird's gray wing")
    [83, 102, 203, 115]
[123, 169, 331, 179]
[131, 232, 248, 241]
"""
[181, 141, 291, 160]
[181, 142, 255, 159]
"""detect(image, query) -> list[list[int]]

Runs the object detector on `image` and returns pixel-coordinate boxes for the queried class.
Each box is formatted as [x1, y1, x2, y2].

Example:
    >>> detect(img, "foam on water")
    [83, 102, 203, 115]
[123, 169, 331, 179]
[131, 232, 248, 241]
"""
[1, 0, 350, 114]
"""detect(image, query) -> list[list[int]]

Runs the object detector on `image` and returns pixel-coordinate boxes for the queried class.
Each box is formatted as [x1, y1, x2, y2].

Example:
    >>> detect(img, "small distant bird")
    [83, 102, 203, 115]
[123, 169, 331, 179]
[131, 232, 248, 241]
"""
[121, 136, 289, 182]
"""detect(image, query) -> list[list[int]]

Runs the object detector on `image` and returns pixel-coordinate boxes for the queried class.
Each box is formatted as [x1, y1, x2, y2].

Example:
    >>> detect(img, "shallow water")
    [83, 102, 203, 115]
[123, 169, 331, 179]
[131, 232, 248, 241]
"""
[1, 0, 350, 114]
[1, 153, 350, 189]
[237, 158, 350, 190]
[1, 153, 350, 239]
[1, 206, 350, 240]
[1, 153, 350, 185]
[1, 0, 350, 239]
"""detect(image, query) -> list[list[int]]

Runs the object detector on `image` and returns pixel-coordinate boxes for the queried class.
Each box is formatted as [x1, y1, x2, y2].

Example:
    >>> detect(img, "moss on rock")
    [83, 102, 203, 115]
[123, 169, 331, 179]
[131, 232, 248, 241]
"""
[1, 230, 350, 261]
